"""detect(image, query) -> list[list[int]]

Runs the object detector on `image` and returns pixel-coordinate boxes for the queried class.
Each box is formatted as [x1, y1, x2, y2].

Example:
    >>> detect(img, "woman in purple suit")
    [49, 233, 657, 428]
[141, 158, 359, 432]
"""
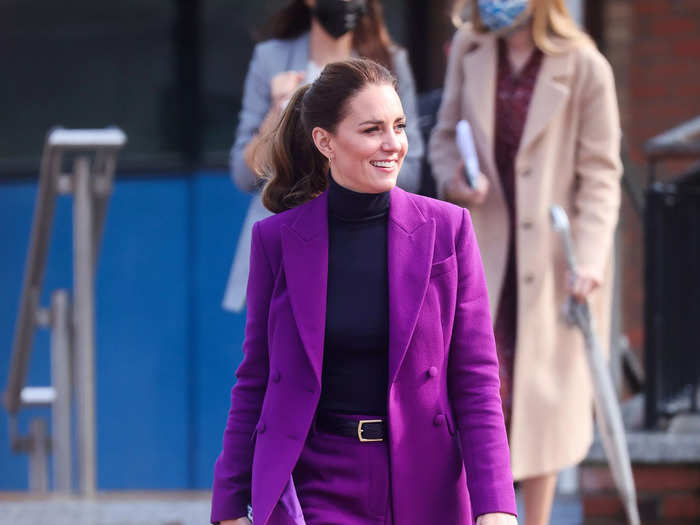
[211, 58, 517, 525]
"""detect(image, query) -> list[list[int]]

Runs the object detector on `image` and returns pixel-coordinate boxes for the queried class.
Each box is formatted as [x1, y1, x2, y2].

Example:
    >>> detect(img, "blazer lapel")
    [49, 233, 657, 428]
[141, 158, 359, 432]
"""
[387, 188, 435, 384]
[518, 50, 572, 156]
[281, 192, 328, 386]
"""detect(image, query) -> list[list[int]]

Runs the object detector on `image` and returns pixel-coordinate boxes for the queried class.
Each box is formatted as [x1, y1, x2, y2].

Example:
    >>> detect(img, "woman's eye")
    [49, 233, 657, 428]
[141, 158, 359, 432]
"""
[363, 127, 379, 134]
[396, 123, 407, 131]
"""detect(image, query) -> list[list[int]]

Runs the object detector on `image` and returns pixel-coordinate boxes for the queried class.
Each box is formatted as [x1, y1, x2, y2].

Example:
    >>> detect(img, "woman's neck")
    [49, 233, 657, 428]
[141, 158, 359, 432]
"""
[309, 19, 353, 66]
[504, 24, 536, 74]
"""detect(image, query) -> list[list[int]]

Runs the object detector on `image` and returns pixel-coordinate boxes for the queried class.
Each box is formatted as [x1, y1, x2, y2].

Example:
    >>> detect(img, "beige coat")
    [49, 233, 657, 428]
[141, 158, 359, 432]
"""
[429, 25, 622, 480]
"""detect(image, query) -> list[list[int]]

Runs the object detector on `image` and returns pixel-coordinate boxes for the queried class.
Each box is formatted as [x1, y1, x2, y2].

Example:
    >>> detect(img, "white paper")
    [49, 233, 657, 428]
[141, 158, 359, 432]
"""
[456, 120, 480, 188]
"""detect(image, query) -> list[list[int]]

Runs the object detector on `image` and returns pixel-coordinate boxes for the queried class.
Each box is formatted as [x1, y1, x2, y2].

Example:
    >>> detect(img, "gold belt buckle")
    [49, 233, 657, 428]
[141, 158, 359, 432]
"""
[357, 419, 383, 442]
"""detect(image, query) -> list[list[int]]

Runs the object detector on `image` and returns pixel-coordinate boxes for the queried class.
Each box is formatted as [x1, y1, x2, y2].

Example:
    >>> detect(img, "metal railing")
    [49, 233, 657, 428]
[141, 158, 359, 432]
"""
[3, 127, 126, 493]
[643, 116, 700, 429]
[645, 115, 700, 167]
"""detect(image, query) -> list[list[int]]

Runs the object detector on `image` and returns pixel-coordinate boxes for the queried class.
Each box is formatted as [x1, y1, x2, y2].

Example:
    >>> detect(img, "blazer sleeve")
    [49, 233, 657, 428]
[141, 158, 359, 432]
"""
[230, 43, 273, 193]
[211, 221, 272, 523]
[571, 50, 622, 282]
[392, 47, 424, 193]
[428, 28, 473, 199]
[448, 208, 517, 519]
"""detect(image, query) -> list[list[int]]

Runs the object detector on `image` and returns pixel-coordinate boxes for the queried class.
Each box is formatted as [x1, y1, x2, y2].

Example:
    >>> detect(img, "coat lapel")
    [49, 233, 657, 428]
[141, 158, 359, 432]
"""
[462, 37, 504, 200]
[517, 50, 572, 156]
[281, 192, 328, 385]
[387, 188, 435, 384]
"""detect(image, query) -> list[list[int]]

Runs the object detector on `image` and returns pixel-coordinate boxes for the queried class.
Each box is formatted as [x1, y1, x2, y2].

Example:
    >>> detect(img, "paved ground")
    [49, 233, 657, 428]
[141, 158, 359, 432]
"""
[0, 491, 582, 525]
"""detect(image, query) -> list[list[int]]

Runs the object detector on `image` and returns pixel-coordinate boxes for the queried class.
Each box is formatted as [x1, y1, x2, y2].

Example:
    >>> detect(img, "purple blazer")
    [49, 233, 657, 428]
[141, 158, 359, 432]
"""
[211, 187, 516, 524]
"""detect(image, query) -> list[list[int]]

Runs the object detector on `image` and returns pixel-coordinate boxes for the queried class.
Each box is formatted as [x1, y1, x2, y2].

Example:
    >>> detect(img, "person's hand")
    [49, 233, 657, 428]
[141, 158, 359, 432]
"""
[566, 271, 600, 302]
[220, 518, 252, 525]
[243, 70, 306, 173]
[270, 70, 305, 109]
[476, 512, 518, 525]
[444, 159, 490, 206]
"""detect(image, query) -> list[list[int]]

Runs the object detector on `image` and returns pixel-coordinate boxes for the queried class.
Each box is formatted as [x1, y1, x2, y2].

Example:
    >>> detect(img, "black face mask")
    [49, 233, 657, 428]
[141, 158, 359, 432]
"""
[312, 0, 367, 39]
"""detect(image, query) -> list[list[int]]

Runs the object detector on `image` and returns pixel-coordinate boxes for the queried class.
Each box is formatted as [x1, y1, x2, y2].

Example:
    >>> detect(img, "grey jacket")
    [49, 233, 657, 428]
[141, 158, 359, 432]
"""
[223, 32, 424, 312]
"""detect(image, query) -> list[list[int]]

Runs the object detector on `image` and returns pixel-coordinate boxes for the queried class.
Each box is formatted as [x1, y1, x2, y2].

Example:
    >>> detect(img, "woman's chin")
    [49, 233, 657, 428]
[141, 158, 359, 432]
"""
[373, 177, 398, 192]
[370, 170, 400, 191]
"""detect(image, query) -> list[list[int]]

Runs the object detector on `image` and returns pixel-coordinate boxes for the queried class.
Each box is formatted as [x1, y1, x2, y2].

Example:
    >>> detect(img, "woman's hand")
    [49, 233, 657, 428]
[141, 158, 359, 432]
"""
[219, 518, 252, 525]
[243, 70, 305, 173]
[476, 512, 518, 525]
[444, 159, 490, 207]
[270, 70, 305, 109]
[567, 271, 600, 302]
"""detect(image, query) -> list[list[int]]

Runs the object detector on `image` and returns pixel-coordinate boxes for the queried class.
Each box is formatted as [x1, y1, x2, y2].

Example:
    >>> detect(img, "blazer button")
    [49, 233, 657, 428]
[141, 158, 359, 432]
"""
[521, 220, 533, 230]
[271, 371, 281, 383]
[524, 273, 535, 284]
[521, 168, 531, 177]
[256, 421, 266, 434]
[427, 366, 438, 378]
[433, 414, 445, 427]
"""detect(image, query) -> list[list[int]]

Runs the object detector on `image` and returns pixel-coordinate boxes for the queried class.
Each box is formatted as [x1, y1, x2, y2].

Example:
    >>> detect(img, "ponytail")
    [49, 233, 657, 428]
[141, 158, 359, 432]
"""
[260, 85, 329, 213]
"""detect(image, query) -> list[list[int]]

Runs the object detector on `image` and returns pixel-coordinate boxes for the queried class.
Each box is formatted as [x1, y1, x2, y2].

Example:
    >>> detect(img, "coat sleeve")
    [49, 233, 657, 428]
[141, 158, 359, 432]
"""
[230, 43, 272, 193]
[428, 28, 472, 199]
[211, 221, 272, 523]
[571, 50, 622, 282]
[392, 47, 424, 193]
[448, 208, 517, 519]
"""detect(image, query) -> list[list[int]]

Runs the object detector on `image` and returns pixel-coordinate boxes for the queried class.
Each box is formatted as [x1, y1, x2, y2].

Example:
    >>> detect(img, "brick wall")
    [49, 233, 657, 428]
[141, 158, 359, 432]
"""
[602, 0, 700, 367]
[581, 463, 700, 524]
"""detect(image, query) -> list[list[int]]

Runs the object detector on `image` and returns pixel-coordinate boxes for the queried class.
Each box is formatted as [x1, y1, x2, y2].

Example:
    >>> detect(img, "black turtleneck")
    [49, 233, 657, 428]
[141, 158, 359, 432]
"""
[318, 175, 390, 416]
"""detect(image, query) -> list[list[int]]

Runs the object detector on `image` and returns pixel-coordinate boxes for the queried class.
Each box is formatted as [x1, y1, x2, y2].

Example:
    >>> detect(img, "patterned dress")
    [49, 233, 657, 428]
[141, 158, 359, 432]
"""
[493, 37, 543, 433]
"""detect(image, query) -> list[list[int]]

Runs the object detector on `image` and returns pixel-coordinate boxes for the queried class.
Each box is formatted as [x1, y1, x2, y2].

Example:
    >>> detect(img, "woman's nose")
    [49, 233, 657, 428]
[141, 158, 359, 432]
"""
[382, 131, 401, 151]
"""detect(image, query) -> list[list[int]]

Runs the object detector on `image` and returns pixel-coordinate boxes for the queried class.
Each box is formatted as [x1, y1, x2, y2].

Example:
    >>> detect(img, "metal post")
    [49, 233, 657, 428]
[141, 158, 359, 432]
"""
[51, 290, 73, 492]
[28, 419, 48, 493]
[73, 156, 97, 496]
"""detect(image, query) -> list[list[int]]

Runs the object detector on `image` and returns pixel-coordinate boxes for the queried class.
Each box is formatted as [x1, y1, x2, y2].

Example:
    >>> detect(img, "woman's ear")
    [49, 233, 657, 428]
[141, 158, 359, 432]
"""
[312, 127, 334, 161]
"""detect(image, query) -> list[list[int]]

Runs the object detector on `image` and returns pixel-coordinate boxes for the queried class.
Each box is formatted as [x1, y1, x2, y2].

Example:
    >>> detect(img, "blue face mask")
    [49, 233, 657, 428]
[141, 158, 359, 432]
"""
[477, 0, 529, 32]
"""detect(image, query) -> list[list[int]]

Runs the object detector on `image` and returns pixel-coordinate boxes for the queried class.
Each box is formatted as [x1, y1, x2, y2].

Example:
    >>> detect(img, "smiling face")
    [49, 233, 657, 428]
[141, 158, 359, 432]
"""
[311, 82, 408, 194]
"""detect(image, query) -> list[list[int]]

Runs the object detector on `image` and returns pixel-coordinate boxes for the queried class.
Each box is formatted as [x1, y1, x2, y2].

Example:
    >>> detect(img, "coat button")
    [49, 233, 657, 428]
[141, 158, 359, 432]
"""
[433, 414, 445, 427]
[427, 366, 438, 378]
[271, 371, 281, 383]
[524, 273, 535, 284]
[256, 421, 266, 434]
[522, 220, 533, 230]
[521, 168, 531, 177]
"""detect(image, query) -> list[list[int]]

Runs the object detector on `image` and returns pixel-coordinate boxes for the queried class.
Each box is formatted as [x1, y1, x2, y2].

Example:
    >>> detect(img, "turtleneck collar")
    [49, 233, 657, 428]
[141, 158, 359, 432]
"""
[327, 172, 391, 222]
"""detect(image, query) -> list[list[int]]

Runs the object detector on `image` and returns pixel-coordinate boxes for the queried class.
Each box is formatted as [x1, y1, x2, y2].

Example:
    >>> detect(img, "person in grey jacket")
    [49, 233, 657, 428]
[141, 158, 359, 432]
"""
[223, 0, 424, 312]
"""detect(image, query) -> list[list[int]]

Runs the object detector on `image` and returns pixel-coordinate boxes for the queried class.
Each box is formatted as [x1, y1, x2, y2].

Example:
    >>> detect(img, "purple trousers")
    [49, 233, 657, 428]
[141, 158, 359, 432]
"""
[268, 414, 393, 525]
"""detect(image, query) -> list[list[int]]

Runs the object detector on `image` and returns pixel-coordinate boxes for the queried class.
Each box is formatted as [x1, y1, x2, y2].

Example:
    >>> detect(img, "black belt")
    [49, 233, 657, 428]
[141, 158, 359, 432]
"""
[316, 413, 387, 442]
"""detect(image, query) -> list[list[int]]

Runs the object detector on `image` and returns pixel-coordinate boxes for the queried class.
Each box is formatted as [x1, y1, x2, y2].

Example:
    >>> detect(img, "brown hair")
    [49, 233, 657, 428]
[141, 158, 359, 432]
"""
[263, 0, 395, 72]
[453, 0, 591, 54]
[258, 58, 397, 213]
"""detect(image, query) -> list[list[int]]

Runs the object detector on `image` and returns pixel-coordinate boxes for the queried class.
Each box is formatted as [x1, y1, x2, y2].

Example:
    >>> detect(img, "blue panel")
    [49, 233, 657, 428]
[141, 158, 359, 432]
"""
[0, 181, 38, 490]
[0, 170, 251, 490]
[95, 175, 191, 489]
[0, 176, 193, 489]
[0, 184, 81, 489]
[190, 171, 249, 488]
